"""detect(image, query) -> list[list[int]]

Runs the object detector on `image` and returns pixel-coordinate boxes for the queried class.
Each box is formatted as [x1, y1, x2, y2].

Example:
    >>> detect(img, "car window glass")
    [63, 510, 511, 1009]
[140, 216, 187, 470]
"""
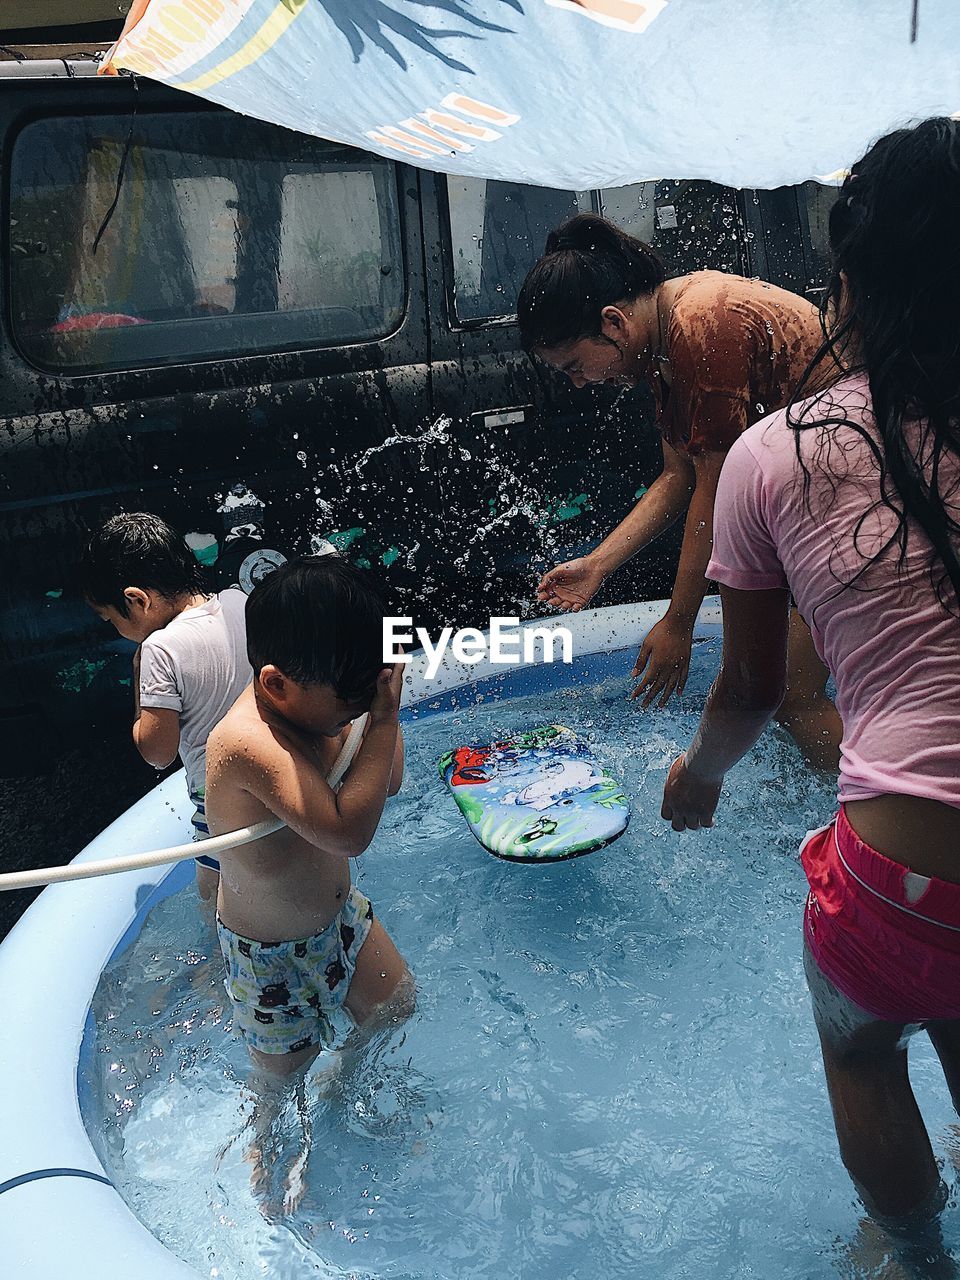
[447, 179, 592, 322]
[601, 180, 744, 275]
[279, 169, 390, 314]
[10, 112, 405, 372]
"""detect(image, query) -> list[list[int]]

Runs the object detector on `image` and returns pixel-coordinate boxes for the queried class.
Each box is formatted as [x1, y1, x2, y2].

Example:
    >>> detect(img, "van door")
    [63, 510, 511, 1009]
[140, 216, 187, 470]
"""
[0, 67, 434, 772]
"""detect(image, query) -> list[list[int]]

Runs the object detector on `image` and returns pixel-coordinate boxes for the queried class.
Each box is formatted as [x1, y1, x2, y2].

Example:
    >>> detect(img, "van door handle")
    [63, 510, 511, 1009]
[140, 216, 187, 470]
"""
[472, 405, 531, 429]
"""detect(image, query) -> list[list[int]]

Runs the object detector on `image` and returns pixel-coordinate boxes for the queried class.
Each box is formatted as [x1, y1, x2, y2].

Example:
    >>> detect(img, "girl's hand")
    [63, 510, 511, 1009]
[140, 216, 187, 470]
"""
[661, 755, 722, 832]
[630, 613, 693, 707]
[369, 663, 403, 725]
[536, 557, 607, 612]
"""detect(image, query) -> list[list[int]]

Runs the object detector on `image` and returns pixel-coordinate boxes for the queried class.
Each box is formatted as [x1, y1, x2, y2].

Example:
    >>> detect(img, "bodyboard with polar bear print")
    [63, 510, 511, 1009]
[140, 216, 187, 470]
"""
[438, 724, 629, 862]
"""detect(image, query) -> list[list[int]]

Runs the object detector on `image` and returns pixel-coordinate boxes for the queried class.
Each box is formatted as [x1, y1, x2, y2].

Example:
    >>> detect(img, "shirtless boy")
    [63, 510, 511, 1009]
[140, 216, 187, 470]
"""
[205, 556, 411, 1083]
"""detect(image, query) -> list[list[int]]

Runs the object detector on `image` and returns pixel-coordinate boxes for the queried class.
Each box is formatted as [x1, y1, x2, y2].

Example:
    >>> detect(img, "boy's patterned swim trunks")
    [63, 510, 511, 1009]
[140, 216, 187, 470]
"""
[217, 886, 374, 1055]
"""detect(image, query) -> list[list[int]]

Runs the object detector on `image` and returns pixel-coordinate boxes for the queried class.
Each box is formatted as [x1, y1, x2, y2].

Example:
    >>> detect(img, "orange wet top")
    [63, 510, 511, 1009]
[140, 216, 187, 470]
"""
[650, 271, 824, 457]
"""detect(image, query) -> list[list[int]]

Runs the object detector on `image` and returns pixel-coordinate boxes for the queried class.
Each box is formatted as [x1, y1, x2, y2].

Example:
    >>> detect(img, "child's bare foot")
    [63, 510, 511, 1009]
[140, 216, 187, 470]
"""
[280, 1079, 313, 1216]
[281, 1142, 310, 1217]
[839, 1211, 959, 1279]
[245, 1131, 281, 1219]
[244, 1073, 315, 1219]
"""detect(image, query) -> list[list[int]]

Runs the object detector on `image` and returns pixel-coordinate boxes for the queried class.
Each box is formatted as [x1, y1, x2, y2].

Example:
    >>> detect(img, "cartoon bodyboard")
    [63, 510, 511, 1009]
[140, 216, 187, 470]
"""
[438, 725, 630, 862]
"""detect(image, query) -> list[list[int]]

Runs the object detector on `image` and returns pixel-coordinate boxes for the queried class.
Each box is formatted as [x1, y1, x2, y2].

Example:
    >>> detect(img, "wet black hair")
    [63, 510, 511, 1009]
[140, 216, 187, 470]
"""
[517, 212, 666, 352]
[245, 556, 387, 700]
[790, 117, 960, 614]
[80, 512, 205, 614]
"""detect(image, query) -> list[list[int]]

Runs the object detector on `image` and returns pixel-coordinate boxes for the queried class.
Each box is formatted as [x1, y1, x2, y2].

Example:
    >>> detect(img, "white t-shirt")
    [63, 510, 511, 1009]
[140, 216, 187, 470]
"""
[138, 588, 251, 800]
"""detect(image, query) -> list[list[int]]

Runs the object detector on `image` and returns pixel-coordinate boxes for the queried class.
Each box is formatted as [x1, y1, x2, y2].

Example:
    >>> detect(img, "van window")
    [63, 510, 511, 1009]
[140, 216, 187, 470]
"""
[799, 181, 837, 294]
[601, 180, 744, 276]
[10, 112, 405, 372]
[446, 179, 592, 322]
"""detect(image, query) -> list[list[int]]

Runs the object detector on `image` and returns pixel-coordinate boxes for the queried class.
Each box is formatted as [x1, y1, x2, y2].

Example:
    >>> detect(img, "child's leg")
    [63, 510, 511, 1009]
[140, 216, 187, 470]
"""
[774, 610, 842, 771]
[245, 1043, 319, 1216]
[344, 918, 415, 1028]
[804, 944, 942, 1222]
[250, 1042, 320, 1080]
[817, 1031, 942, 1220]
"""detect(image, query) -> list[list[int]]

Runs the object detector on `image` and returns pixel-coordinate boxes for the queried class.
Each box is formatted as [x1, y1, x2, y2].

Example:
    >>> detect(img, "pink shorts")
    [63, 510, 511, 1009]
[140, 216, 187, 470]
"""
[802, 805, 960, 1023]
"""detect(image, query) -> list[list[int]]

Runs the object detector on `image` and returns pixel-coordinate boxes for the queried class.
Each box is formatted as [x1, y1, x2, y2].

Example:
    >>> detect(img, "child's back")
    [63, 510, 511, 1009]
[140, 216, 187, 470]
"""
[139, 585, 251, 827]
[81, 512, 253, 900]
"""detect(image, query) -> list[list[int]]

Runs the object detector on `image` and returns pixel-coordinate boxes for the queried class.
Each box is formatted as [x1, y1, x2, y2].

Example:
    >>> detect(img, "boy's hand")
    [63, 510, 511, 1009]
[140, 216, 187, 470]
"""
[369, 663, 403, 724]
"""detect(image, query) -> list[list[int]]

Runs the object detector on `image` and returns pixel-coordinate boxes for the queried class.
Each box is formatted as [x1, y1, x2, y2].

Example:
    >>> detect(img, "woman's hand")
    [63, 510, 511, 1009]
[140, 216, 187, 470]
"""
[536, 557, 607, 612]
[630, 613, 694, 707]
[661, 755, 722, 832]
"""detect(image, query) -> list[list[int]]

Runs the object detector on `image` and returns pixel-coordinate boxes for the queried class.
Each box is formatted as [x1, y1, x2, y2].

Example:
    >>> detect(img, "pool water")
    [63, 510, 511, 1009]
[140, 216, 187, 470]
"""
[81, 640, 960, 1279]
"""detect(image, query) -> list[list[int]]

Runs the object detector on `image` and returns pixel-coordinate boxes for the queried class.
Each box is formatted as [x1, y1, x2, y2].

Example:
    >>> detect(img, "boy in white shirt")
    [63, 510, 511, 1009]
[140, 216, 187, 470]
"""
[80, 512, 252, 900]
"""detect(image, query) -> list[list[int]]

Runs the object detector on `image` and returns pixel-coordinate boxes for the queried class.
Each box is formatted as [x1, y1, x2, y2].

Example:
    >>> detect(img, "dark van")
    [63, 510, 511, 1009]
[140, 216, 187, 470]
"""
[0, 42, 835, 779]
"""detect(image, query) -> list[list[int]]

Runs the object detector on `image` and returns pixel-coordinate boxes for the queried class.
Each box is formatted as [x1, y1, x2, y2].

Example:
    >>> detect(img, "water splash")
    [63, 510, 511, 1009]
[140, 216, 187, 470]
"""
[309, 416, 595, 603]
[348, 416, 470, 477]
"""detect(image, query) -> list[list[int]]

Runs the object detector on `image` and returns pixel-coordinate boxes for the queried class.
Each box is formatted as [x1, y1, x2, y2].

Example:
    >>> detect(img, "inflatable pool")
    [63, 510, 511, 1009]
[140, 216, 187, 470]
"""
[0, 600, 717, 1278]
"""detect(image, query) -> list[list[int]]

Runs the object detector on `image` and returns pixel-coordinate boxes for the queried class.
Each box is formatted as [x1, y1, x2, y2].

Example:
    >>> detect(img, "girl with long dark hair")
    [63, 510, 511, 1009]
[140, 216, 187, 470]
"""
[518, 213, 841, 767]
[662, 118, 960, 1232]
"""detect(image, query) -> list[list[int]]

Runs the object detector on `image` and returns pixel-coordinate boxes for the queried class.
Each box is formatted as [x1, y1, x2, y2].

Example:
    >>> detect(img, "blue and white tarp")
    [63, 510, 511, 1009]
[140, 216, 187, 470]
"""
[102, 1, 960, 188]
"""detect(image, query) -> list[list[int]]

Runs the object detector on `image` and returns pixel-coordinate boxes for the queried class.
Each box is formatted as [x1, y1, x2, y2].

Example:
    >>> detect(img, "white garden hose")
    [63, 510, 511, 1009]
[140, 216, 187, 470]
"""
[0, 817, 285, 891]
[0, 715, 370, 892]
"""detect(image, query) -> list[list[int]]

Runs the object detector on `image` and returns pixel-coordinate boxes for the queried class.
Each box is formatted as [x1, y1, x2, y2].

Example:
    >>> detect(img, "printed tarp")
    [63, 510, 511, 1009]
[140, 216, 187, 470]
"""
[101, 1, 960, 189]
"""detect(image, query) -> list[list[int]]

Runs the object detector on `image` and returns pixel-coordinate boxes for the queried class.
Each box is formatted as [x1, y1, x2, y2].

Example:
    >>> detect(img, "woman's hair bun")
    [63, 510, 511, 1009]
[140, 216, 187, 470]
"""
[545, 213, 630, 258]
[519, 213, 666, 350]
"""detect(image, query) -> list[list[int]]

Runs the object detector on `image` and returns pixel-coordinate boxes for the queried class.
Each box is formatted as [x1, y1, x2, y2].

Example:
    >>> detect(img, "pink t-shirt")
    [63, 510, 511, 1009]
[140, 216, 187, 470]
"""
[707, 373, 960, 809]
